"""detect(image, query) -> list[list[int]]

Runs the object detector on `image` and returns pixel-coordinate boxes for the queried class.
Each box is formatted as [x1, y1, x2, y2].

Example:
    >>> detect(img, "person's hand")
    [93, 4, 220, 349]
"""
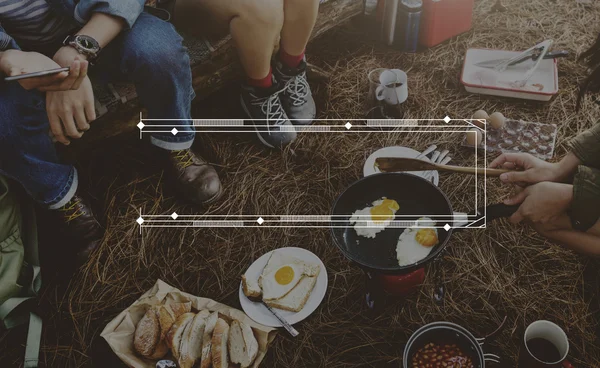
[52, 46, 89, 90]
[490, 152, 565, 186]
[504, 182, 573, 226]
[46, 76, 96, 145]
[0, 50, 74, 91]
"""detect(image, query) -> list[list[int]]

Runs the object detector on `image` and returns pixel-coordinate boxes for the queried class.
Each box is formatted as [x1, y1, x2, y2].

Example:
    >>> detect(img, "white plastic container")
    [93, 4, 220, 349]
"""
[461, 48, 559, 101]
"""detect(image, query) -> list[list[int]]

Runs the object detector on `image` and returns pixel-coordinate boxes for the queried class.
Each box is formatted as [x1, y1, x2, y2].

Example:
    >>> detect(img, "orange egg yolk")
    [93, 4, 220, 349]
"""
[415, 228, 438, 247]
[274, 266, 295, 285]
[370, 199, 400, 223]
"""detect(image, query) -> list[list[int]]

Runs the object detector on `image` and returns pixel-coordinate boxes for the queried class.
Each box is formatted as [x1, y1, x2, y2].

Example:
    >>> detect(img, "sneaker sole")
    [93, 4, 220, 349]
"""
[240, 95, 276, 149]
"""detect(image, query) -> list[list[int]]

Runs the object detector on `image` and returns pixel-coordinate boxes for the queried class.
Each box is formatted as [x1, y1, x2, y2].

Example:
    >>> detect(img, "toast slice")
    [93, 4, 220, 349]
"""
[241, 274, 262, 299]
[211, 318, 230, 368]
[166, 312, 195, 359]
[265, 271, 319, 312]
[179, 312, 207, 368]
[228, 320, 259, 368]
[200, 312, 219, 368]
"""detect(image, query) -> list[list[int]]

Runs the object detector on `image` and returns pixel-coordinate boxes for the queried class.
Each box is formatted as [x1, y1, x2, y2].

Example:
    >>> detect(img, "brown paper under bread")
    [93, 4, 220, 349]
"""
[101, 279, 277, 368]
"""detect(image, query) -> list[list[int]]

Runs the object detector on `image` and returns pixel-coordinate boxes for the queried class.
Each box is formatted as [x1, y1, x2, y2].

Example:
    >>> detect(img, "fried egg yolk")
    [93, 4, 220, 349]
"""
[274, 265, 295, 285]
[370, 198, 400, 223]
[415, 228, 438, 247]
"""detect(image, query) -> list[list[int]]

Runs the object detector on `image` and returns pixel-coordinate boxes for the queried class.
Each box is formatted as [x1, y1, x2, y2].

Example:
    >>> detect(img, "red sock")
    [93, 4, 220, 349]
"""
[247, 68, 273, 89]
[279, 48, 305, 68]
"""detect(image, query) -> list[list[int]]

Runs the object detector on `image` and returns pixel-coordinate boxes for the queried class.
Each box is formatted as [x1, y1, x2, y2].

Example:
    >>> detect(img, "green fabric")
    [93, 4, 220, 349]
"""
[0, 176, 41, 367]
[570, 121, 600, 169]
[568, 122, 600, 231]
[571, 166, 600, 231]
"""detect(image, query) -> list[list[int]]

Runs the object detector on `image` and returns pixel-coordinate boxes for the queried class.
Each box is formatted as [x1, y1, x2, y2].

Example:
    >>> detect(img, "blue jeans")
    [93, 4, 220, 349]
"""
[0, 13, 194, 209]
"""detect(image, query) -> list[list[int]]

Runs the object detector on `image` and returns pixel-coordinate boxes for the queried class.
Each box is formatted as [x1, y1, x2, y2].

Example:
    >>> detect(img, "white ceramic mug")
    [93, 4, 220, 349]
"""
[518, 320, 573, 368]
[375, 69, 408, 105]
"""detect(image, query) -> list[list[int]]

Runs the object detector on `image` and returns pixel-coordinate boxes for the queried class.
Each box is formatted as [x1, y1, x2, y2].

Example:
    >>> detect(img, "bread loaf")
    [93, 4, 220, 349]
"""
[211, 318, 230, 368]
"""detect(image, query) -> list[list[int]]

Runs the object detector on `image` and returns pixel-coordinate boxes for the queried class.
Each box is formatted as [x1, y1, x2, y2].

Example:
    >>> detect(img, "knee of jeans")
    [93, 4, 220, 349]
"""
[0, 84, 47, 143]
[123, 15, 191, 79]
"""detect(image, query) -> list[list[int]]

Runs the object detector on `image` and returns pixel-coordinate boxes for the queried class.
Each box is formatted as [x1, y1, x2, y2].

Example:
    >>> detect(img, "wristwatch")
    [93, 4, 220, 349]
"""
[62, 34, 101, 63]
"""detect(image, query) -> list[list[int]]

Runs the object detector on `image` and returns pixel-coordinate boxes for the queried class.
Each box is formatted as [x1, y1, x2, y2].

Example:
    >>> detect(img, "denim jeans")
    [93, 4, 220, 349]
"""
[0, 13, 194, 209]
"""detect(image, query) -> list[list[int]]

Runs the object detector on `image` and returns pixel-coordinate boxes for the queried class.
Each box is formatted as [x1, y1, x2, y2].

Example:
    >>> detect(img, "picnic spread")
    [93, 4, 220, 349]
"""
[3, 0, 600, 367]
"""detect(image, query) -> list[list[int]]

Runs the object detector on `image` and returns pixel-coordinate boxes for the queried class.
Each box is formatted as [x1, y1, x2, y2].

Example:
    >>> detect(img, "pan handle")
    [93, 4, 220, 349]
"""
[484, 204, 520, 222]
[452, 204, 519, 229]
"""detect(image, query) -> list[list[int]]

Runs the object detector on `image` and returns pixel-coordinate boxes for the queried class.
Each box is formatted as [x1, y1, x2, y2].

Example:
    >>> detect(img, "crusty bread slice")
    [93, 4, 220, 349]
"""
[211, 318, 230, 368]
[165, 302, 192, 320]
[166, 312, 195, 359]
[179, 312, 207, 368]
[200, 312, 219, 368]
[228, 320, 259, 368]
[133, 306, 161, 358]
[148, 339, 169, 360]
[265, 273, 319, 313]
[241, 274, 262, 298]
[157, 305, 175, 340]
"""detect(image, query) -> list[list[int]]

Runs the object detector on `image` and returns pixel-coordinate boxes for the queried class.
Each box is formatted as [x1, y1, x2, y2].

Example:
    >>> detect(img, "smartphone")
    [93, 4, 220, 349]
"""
[4, 67, 70, 82]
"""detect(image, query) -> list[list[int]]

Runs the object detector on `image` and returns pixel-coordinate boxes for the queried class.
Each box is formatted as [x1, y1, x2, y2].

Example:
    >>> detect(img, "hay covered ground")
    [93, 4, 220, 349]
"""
[2, 0, 600, 366]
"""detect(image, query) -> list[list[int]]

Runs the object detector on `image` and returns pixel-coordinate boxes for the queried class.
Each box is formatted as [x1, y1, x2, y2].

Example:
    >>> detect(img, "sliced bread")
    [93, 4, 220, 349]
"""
[133, 306, 161, 358]
[211, 318, 230, 368]
[228, 320, 259, 368]
[200, 312, 219, 368]
[165, 302, 192, 320]
[166, 312, 195, 359]
[178, 312, 207, 368]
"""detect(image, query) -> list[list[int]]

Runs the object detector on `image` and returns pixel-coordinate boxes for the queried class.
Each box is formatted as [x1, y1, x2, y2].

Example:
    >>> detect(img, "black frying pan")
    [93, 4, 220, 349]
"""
[330, 173, 518, 274]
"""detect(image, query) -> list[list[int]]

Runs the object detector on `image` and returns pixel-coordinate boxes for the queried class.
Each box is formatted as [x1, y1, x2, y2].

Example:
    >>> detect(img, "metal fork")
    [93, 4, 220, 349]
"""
[417, 145, 452, 183]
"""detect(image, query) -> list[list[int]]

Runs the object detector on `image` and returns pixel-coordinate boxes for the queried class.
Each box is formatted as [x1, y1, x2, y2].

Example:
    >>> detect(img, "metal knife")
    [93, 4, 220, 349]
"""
[475, 50, 569, 69]
[247, 294, 299, 337]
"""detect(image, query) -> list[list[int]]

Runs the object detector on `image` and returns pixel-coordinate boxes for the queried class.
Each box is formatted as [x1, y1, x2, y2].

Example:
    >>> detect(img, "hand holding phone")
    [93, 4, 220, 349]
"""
[4, 67, 70, 82]
[0, 50, 85, 91]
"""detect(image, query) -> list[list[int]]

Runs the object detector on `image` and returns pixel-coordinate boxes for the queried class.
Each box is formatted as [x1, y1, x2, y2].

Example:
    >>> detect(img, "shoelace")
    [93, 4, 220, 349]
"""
[283, 71, 309, 107]
[172, 149, 195, 169]
[59, 199, 85, 222]
[251, 87, 288, 127]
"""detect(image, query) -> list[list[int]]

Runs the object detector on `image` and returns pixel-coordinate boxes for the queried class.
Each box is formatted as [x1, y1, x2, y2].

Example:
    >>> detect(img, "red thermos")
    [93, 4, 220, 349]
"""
[419, 0, 474, 48]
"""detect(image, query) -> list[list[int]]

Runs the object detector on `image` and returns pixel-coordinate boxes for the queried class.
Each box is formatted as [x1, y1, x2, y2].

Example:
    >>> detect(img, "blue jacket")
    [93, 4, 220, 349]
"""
[0, 0, 146, 50]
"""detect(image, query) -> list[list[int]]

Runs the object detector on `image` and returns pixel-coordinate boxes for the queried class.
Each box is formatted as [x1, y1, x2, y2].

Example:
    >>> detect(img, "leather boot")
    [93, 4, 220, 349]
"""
[53, 194, 103, 266]
[166, 149, 223, 205]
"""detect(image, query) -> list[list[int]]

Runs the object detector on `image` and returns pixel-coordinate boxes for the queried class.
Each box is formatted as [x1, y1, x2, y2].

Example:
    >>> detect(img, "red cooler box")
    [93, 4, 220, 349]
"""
[419, 0, 474, 48]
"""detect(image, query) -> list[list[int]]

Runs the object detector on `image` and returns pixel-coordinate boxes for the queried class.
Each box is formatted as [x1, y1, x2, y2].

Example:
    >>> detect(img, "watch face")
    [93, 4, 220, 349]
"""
[75, 35, 100, 53]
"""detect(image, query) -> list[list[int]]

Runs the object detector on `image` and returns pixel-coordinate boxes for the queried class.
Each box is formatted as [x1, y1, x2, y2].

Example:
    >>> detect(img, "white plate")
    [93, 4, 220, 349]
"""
[363, 146, 439, 186]
[239, 247, 328, 327]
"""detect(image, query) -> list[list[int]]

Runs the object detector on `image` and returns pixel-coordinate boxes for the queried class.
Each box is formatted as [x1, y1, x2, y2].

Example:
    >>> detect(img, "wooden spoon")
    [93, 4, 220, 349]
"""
[375, 157, 510, 177]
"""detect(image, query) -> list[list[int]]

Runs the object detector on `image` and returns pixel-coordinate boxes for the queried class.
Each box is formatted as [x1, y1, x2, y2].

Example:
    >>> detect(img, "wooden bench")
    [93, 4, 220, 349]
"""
[84, 0, 363, 143]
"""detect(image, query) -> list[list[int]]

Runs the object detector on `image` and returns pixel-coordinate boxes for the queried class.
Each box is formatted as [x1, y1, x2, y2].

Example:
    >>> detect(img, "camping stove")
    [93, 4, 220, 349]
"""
[364, 267, 425, 309]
